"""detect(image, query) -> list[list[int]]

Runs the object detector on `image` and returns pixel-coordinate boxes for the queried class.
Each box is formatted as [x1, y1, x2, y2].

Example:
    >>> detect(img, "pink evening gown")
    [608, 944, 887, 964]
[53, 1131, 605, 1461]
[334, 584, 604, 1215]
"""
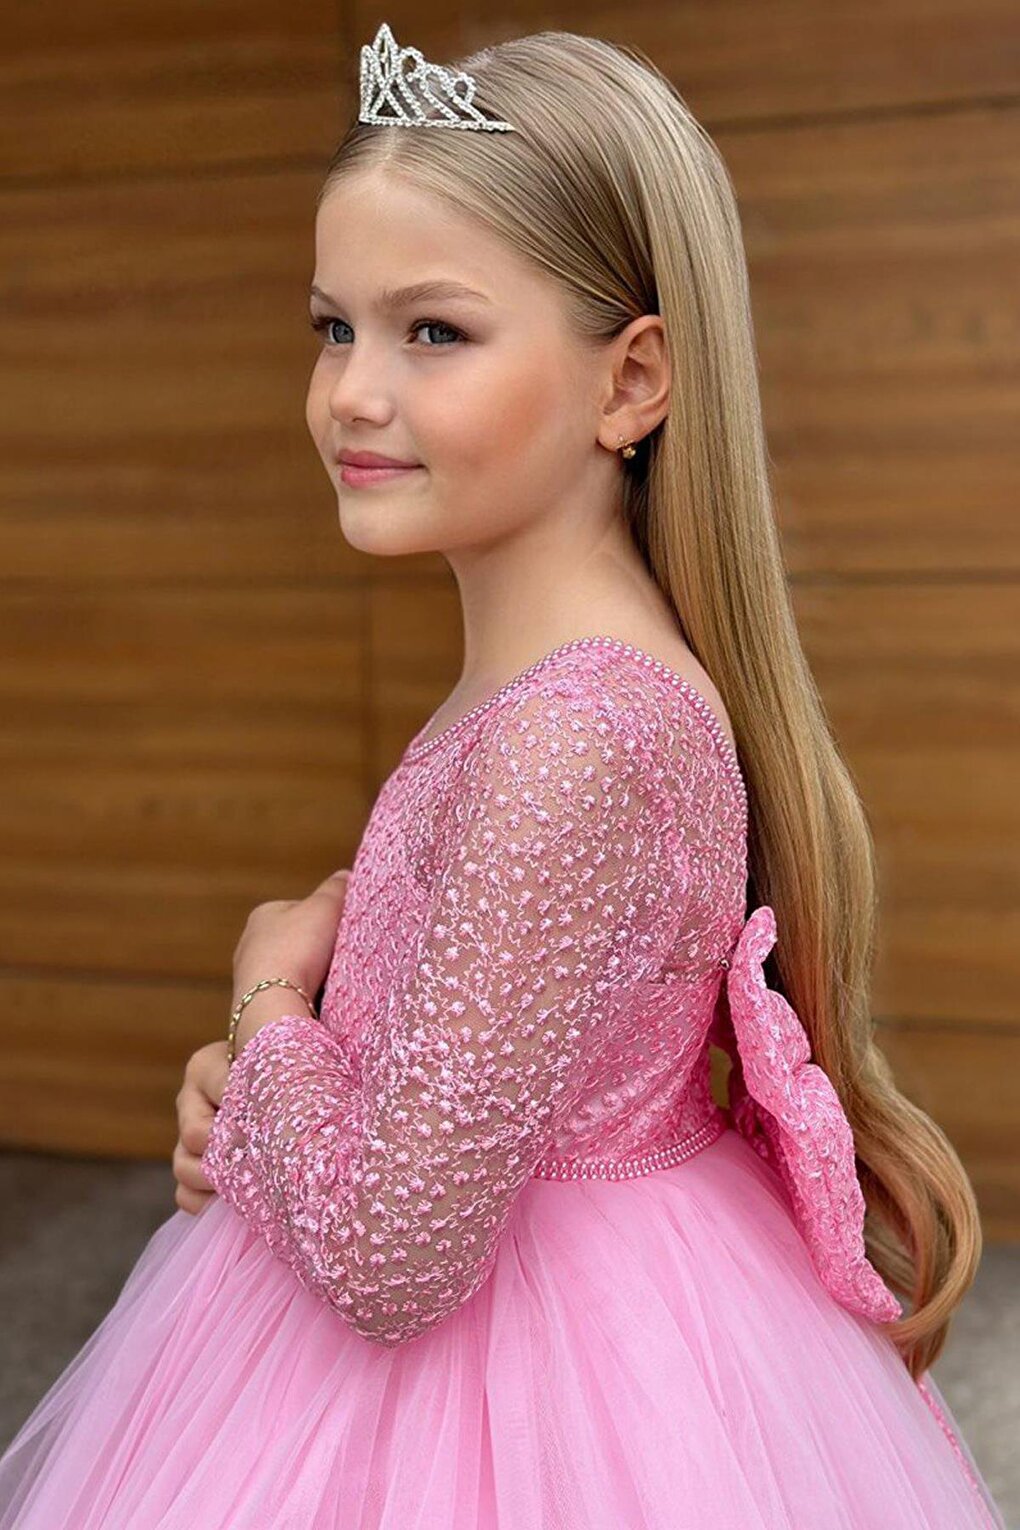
[0, 633, 1006, 1529]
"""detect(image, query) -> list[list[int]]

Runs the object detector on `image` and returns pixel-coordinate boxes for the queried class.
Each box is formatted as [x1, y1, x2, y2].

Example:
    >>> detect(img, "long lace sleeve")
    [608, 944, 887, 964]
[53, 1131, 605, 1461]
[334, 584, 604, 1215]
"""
[201, 679, 684, 1346]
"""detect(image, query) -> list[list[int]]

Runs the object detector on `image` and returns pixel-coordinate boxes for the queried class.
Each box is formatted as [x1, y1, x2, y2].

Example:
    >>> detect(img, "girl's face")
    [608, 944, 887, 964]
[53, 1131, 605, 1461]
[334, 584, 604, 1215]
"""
[305, 171, 604, 559]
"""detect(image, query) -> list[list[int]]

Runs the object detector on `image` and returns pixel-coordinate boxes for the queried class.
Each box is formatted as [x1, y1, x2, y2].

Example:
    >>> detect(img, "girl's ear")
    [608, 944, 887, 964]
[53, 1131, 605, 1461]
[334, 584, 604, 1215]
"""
[599, 314, 671, 447]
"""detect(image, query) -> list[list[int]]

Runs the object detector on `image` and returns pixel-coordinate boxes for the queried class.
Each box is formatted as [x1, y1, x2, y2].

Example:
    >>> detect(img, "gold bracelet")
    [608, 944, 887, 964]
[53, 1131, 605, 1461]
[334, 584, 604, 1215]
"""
[227, 977, 317, 1066]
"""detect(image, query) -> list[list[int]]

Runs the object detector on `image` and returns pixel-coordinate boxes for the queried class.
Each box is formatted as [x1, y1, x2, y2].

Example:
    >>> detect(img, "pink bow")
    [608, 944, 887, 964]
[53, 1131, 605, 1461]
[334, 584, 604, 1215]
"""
[721, 905, 902, 1324]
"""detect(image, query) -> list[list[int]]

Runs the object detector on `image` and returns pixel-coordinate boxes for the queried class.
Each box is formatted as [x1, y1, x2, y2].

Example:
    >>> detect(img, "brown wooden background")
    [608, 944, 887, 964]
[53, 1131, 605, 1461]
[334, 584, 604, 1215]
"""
[2, 3, 1017, 1238]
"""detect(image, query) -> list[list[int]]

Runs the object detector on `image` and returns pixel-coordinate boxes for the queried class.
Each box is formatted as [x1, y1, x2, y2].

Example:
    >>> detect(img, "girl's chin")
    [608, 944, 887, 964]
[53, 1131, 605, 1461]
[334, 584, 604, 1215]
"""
[335, 502, 440, 558]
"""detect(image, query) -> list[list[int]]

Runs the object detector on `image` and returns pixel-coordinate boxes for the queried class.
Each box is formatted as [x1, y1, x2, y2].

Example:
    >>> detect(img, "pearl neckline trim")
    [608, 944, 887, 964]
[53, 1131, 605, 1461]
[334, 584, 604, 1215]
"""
[405, 634, 747, 814]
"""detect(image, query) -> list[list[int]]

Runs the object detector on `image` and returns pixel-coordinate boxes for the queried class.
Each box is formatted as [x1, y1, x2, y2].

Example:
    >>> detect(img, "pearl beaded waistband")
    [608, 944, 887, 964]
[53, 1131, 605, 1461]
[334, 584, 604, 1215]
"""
[530, 1107, 729, 1182]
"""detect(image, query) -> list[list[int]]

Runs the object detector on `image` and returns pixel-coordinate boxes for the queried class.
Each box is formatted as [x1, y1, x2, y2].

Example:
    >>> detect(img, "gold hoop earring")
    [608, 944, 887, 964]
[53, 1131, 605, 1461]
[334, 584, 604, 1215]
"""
[616, 434, 637, 460]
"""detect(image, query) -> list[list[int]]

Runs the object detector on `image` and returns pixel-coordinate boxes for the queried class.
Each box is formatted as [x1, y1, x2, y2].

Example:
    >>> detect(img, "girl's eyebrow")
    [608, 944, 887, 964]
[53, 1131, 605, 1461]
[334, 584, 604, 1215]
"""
[309, 280, 493, 310]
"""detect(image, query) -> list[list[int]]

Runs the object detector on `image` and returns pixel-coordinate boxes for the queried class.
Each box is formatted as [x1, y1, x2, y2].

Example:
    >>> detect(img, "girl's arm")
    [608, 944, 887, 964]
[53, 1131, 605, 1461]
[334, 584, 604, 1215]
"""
[201, 678, 685, 1346]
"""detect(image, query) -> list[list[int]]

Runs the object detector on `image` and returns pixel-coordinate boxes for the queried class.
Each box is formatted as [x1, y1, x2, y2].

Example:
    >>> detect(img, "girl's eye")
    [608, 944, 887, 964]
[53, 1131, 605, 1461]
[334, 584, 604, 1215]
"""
[307, 315, 466, 348]
[409, 318, 466, 347]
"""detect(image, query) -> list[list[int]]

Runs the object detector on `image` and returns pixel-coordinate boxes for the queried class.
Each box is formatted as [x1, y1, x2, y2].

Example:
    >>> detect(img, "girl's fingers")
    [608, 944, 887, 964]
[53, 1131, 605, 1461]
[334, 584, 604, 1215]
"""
[174, 1179, 215, 1216]
[180, 1041, 229, 1114]
[173, 1138, 215, 1192]
[177, 1082, 216, 1156]
[172, 1139, 217, 1212]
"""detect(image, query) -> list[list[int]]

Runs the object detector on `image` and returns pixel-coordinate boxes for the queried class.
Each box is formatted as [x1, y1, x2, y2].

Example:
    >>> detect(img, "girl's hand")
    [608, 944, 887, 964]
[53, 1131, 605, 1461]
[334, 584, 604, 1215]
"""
[171, 867, 351, 1214]
[173, 1040, 229, 1214]
[230, 867, 351, 1020]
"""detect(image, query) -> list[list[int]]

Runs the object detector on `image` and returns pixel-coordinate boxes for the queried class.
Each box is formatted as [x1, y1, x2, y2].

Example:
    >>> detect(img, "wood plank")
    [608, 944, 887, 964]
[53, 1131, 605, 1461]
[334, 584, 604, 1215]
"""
[0, 970, 233, 1157]
[0, 167, 374, 584]
[368, 575, 463, 772]
[792, 581, 1020, 1025]
[2, 0, 344, 180]
[0, 585, 369, 975]
[877, 1023, 1020, 1241]
[723, 105, 1020, 573]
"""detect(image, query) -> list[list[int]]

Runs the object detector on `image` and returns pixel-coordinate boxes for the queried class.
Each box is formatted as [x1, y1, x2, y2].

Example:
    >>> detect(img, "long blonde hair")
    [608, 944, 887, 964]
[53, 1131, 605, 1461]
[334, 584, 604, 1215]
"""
[320, 29, 981, 1378]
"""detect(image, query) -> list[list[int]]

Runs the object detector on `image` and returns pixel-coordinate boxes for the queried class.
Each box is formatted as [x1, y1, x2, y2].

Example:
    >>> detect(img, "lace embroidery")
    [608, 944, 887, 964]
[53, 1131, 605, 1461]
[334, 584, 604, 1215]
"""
[202, 653, 723, 1345]
[721, 904, 902, 1324]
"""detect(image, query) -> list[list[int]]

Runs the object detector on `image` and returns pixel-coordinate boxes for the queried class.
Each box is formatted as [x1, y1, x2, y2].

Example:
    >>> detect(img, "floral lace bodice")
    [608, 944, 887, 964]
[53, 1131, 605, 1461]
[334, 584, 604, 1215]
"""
[201, 635, 901, 1347]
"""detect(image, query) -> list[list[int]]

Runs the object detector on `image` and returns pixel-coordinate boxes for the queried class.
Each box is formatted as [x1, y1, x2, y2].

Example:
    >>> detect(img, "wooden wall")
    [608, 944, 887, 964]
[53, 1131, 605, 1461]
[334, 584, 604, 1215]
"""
[1, 3, 1017, 1236]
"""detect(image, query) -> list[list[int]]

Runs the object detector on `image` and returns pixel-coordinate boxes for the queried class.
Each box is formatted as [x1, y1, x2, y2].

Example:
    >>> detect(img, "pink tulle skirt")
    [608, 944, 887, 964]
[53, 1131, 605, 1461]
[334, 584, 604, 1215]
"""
[0, 1127, 1005, 1529]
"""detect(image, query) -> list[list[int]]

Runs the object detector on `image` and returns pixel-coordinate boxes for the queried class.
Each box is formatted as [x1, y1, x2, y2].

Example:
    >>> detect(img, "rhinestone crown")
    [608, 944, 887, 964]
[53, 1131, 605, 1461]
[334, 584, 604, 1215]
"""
[359, 21, 517, 134]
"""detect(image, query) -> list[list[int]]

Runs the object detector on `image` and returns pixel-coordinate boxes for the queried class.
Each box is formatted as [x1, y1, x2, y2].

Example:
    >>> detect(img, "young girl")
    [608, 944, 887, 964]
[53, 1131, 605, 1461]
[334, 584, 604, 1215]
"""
[0, 21, 1007, 1529]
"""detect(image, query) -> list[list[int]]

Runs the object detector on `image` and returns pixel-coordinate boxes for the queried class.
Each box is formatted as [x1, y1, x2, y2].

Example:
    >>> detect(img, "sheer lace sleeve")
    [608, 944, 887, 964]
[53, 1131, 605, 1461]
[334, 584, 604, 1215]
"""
[201, 677, 684, 1346]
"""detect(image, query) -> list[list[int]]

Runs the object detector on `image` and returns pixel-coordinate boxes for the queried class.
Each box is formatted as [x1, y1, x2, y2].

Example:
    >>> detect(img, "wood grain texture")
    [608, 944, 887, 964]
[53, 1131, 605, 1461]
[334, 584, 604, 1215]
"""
[0, 168, 369, 584]
[0, 970, 229, 1157]
[877, 1025, 1020, 1242]
[1, 585, 368, 974]
[2, 0, 344, 181]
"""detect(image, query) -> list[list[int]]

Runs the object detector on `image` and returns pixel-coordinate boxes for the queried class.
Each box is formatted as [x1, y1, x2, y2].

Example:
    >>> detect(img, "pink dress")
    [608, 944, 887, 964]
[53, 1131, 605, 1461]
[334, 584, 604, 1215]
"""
[0, 634, 1006, 1529]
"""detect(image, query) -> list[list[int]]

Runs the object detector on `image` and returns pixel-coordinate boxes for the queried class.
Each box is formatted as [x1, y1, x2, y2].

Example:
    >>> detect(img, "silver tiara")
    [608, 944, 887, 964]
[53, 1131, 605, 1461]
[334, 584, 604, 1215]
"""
[358, 22, 517, 133]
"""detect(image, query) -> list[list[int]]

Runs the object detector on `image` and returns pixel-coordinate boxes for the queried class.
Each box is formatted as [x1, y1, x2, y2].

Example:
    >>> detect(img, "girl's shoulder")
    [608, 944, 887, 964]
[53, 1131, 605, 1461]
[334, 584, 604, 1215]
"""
[400, 632, 746, 820]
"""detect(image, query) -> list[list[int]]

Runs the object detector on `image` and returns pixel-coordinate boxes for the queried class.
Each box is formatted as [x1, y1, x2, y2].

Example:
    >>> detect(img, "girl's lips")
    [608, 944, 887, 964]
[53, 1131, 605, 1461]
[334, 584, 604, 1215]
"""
[339, 463, 422, 487]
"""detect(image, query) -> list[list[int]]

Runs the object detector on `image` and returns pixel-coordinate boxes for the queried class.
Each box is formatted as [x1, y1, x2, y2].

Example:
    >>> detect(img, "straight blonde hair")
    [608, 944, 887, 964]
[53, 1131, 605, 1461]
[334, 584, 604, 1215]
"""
[319, 29, 982, 1379]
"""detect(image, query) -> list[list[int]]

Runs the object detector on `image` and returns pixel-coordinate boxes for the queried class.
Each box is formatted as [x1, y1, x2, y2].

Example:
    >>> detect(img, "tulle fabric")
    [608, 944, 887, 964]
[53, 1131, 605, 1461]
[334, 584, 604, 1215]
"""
[0, 1127, 1004, 1530]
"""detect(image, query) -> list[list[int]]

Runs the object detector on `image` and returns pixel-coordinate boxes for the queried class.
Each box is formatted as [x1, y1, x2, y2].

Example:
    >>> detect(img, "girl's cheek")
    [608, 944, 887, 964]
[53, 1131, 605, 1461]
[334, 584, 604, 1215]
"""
[458, 356, 557, 462]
